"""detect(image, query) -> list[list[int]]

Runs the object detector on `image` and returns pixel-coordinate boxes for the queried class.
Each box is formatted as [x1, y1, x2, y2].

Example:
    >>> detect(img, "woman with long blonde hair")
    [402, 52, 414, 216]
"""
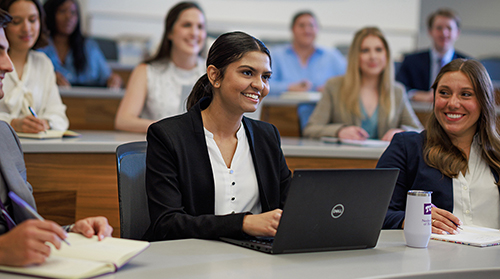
[304, 27, 421, 141]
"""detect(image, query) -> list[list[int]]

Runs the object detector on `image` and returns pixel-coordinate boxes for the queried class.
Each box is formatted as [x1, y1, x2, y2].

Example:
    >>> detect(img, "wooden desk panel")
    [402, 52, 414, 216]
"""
[62, 97, 120, 130]
[21, 132, 383, 239]
[24, 153, 377, 238]
[261, 105, 300, 137]
[286, 157, 378, 170]
[25, 153, 120, 237]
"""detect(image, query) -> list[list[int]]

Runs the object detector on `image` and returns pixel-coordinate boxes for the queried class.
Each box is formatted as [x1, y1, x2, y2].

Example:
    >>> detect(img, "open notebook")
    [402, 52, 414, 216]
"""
[16, 130, 81, 139]
[0, 233, 150, 279]
[431, 225, 500, 247]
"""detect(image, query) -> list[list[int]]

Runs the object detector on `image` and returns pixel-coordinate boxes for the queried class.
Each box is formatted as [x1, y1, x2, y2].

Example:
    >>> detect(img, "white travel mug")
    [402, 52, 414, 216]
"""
[404, 190, 432, 248]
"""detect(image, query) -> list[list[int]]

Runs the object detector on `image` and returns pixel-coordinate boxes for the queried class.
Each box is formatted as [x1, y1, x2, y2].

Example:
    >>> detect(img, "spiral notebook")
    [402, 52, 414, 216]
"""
[16, 130, 81, 139]
[431, 225, 500, 247]
[0, 233, 150, 278]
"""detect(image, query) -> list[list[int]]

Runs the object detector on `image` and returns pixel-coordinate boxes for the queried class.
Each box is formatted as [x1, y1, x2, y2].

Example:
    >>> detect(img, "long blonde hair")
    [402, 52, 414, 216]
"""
[339, 27, 395, 120]
[424, 59, 500, 185]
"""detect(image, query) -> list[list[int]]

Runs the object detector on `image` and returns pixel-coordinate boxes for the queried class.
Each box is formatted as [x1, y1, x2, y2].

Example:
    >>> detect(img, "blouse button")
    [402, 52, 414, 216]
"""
[231, 197, 235, 201]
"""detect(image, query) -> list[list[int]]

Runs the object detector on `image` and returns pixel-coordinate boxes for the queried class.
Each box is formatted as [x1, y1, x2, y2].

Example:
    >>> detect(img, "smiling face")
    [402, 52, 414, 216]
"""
[5, 0, 40, 52]
[292, 14, 317, 48]
[55, 0, 78, 36]
[429, 15, 460, 54]
[358, 35, 387, 78]
[434, 71, 480, 142]
[168, 7, 206, 57]
[0, 28, 14, 99]
[211, 51, 271, 115]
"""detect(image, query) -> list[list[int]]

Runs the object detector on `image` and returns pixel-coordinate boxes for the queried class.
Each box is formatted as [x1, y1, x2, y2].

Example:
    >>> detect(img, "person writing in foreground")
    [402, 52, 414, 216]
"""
[304, 27, 422, 141]
[378, 59, 500, 234]
[0, 10, 112, 267]
[144, 31, 291, 241]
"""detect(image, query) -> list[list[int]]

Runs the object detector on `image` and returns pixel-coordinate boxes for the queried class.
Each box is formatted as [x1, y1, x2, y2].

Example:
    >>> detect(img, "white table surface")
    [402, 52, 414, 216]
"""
[59, 86, 125, 98]
[19, 130, 145, 153]
[19, 131, 387, 159]
[101, 230, 500, 279]
[5, 230, 499, 279]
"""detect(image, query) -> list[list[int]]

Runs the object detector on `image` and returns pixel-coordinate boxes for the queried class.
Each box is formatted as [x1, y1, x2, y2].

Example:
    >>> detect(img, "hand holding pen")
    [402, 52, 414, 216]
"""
[8, 192, 70, 246]
[337, 126, 369, 141]
[0, 199, 69, 266]
[27, 106, 47, 133]
[10, 106, 49, 133]
[430, 204, 463, 235]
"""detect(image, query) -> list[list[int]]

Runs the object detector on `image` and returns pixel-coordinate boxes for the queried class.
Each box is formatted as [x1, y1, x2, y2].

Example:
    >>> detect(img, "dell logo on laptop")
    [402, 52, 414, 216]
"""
[331, 204, 344, 219]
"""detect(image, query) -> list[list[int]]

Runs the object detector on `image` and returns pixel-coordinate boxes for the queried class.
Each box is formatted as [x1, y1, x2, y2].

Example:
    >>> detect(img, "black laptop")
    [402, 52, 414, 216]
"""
[220, 168, 399, 254]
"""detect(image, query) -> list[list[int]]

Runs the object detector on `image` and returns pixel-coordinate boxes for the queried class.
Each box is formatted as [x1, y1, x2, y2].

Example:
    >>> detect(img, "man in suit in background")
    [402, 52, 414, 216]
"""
[0, 9, 112, 267]
[396, 8, 468, 102]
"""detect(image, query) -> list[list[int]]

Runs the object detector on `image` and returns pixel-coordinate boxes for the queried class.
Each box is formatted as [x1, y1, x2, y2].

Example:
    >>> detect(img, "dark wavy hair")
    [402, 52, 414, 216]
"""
[424, 59, 500, 186]
[145, 1, 204, 64]
[43, 0, 86, 74]
[0, 8, 12, 28]
[0, 0, 49, 49]
[186, 31, 271, 110]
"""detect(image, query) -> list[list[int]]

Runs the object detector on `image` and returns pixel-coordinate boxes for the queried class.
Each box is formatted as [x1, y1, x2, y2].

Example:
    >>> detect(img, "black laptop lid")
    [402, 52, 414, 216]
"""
[272, 168, 399, 254]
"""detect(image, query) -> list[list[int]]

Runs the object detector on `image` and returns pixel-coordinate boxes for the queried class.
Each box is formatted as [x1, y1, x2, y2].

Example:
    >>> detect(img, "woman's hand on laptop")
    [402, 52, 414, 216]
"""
[242, 209, 282, 237]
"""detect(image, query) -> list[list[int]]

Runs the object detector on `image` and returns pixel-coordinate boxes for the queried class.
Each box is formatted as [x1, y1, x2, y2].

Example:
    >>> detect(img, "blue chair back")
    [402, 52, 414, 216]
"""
[297, 103, 316, 136]
[116, 141, 149, 239]
[480, 57, 500, 81]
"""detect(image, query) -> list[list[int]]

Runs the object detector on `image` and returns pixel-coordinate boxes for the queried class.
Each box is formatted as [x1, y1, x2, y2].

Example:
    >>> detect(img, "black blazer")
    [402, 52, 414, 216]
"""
[144, 98, 292, 241]
[377, 132, 499, 229]
[396, 50, 468, 92]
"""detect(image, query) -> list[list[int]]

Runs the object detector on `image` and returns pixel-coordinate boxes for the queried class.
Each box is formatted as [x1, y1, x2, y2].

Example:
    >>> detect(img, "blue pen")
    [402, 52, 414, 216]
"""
[28, 106, 38, 118]
[8, 192, 70, 245]
[28, 106, 47, 133]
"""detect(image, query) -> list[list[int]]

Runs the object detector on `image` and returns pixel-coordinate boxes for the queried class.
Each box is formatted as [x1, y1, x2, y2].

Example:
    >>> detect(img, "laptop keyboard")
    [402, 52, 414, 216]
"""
[249, 237, 274, 248]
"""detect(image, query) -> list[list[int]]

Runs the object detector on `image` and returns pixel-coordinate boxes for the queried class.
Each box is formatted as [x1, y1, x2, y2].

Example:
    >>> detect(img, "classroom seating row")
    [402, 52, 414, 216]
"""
[60, 85, 500, 137]
[21, 131, 382, 237]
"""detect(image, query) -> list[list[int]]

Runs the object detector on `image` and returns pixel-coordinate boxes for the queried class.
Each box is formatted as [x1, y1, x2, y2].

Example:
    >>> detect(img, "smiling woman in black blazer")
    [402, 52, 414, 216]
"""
[144, 31, 292, 241]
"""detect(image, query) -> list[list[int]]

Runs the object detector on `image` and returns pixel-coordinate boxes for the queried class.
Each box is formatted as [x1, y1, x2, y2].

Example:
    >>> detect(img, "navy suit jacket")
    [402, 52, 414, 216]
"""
[396, 50, 468, 92]
[0, 121, 37, 234]
[377, 131, 499, 229]
[144, 98, 292, 241]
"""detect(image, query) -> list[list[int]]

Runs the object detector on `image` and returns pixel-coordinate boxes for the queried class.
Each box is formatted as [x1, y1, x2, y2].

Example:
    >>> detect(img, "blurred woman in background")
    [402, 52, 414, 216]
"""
[304, 27, 422, 141]
[114, 1, 206, 133]
[40, 0, 122, 88]
[0, 0, 68, 133]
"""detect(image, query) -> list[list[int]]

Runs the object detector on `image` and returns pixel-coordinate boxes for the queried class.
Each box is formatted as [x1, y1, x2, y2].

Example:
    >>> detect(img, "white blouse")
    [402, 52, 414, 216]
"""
[0, 51, 69, 131]
[141, 57, 205, 121]
[453, 136, 500, 229]
[204, 123, 261, 215]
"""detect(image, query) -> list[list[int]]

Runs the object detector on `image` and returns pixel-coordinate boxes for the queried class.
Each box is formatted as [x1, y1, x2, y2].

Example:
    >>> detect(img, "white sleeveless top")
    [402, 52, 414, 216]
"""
[140, 57, 205, 121]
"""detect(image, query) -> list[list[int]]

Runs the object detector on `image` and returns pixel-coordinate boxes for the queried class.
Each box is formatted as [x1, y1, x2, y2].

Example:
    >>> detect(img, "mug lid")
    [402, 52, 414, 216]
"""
[407, 190, 432, 196]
